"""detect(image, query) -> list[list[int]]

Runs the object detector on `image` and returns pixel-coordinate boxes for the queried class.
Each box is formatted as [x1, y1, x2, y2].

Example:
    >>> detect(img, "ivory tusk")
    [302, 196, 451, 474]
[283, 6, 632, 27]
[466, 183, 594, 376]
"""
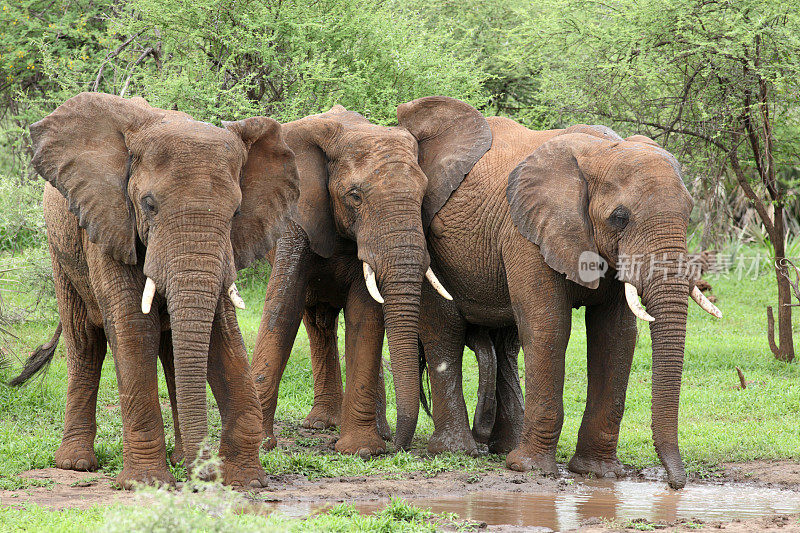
[425, 267, 453, 300]
[690, 286, 722, 318]
[141, 277, 156, 314]
[624, 282, 654, 322]
[363, 262, 385, 304]
[228, 283, 246, 310]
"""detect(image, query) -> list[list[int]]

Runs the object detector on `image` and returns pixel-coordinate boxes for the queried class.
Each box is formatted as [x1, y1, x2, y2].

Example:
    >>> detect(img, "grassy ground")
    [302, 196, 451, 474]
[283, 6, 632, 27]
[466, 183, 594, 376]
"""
[0, 257, 799, 530]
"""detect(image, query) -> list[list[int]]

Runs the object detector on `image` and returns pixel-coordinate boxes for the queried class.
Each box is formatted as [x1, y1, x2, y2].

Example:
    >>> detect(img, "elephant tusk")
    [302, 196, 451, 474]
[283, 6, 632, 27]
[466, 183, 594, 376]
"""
[690, 285, 722, 318]
[425, 267, 453, 300]
[624, 282, 654, 322]
[141, 277, 156, 314]
[228, 283, 246, 310]
[363, 262, 385, 304]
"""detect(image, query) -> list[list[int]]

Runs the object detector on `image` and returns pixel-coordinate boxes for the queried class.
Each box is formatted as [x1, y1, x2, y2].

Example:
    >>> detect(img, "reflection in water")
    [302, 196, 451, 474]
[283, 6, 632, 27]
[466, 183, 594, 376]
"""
[261, 479, 800, 532]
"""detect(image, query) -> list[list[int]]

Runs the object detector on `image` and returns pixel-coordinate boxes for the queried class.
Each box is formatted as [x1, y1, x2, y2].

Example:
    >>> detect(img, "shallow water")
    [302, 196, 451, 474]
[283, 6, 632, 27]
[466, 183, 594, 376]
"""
[265, 479, 800, 531]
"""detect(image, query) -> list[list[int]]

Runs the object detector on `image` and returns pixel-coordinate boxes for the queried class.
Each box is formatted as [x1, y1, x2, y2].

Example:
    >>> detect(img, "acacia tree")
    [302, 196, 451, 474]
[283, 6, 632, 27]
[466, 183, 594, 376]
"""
[530, 0, 800, 361]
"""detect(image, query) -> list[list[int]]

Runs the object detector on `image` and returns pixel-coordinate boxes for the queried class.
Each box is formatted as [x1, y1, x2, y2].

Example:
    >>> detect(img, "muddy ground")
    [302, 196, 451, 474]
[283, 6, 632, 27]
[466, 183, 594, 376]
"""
[2, 424, 799, 532]
[2, 460, 799, 532]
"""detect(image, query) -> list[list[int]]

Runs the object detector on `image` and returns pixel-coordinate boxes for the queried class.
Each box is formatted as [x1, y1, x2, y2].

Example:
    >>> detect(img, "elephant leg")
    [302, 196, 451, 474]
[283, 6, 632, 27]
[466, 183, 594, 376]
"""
[487, 326, 523, 454]
[336, 282, 386, 457]
[569, 286, 636, 478]
[90, 263, 172, 489]
[466, 326, 497, 445]
[375, 364, 391, 441]
[52, 261, 106, 472]
[419, 287, 476, 456]
[251, 229, 311, 450]
[207, 299, 268, 488]
[302, 304, 344, 430]
[505, 256, 571, 476]
[158, 332, 183, 467]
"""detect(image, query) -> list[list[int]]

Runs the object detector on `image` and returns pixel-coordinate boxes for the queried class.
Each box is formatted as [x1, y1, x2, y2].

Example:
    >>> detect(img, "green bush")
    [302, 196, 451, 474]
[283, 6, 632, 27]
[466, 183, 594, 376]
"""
[0, 175, 44, 254]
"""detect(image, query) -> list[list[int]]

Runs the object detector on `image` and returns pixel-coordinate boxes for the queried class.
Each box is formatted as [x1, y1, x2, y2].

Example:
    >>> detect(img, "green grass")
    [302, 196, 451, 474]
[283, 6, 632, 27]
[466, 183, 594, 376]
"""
[1, 255, 799, 529]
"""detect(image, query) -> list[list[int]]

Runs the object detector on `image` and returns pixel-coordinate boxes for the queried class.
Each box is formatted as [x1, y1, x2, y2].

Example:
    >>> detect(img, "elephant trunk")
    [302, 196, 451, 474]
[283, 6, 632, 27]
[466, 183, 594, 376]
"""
[643, 270, 689, 489]
[624, 215, 690, 489]
[153, 216, 229, 471]
[380, 263, 425, 450]
[363, 203, 427, 450]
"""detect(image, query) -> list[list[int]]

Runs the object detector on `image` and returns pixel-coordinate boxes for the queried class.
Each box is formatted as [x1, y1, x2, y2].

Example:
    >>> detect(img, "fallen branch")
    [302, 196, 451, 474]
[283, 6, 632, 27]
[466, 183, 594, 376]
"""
[735, 366, 747, 390]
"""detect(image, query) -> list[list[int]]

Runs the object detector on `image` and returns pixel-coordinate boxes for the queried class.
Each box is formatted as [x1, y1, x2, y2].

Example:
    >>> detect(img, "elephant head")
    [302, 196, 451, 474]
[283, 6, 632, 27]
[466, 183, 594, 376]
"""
[29, 92, 299, 466]
[507, 128, 720, 489]
[280, 97, 491, 448]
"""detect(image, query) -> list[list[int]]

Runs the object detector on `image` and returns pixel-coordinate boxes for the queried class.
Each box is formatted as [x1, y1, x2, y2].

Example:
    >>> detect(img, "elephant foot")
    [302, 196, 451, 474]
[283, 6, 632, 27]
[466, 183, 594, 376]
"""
[169, 445, 184, 467]
[568, 454, 625, 478]
[222, 460, 268, 488]
[116, 467, 176, 490]
[335, 430, 386, 458]
[54, 443, 99, 472]
[506, 447, 558, 476]
[487, 421, 521, 454]
[428, 427, 478, 457]
[302, 404, 341, 430]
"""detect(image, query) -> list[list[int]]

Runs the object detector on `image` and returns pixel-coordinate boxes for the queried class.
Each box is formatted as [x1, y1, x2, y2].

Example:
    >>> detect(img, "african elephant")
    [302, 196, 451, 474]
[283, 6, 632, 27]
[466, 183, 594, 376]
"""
[251, 99, 491, 455]
[398, 104, 721, 489]
[10, 92, 299, 489]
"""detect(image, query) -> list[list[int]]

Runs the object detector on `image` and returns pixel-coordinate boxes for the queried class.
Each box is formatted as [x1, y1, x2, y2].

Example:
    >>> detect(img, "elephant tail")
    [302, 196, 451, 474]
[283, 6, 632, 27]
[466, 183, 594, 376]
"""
[9, 322, 62, 386]
[418, 338, 432, 418]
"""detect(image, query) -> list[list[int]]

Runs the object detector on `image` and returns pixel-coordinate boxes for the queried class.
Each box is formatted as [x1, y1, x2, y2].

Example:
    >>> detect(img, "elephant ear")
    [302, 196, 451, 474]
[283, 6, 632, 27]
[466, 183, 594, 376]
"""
[397, 96, 492, 228]
[224, 116, 300, 271]
[29, 92, 160, 264]
[280, 105, 370, 258]
[507, 133, 604, 289]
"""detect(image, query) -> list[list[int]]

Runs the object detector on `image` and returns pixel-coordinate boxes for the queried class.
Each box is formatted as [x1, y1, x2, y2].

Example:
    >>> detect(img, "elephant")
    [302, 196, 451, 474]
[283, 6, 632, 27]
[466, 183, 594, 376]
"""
[9, 92, 299, 489]
[395, 103, 722, 489]
[251, 98, 492, 455]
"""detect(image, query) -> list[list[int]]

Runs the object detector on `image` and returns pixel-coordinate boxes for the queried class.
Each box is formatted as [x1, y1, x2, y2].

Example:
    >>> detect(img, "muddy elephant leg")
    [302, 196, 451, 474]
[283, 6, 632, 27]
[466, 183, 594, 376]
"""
[466, 326, 497, 445]
[302, 304, 344, 430]
[158, 332, 183, 467]
[251, 228, 311, 450]
[419, 287, 476, 456]
[91, 263, 172, 489]
[569, 286, 636, 478]
[488, 326, 523, 454]
[375, 365, 391, 441]
[207, 299, 267, 487]
[52, 261, 106, 472]
[505, 254, 571, 475]
[336, 281, 386, 457]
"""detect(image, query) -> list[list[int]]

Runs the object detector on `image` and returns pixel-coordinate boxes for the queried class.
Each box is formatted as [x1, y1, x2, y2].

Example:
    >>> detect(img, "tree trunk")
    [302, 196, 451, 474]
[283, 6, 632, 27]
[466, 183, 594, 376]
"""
[769, 204, 795, 362]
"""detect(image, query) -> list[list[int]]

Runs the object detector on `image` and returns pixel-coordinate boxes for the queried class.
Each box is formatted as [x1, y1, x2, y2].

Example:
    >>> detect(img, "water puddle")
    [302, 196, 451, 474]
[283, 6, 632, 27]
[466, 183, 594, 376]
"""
[260, 479, 800, 531]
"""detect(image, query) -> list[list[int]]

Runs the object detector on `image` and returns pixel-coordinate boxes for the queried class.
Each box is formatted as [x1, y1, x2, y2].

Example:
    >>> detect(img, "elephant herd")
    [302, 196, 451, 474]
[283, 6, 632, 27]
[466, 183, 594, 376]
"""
[11, 92, 721, 491]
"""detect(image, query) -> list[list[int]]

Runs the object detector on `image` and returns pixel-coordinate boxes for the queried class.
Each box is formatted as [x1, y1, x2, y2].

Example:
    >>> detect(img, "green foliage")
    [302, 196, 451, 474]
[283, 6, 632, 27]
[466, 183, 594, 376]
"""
[529, 0, 800, 237]
[0, 175, 44, 253]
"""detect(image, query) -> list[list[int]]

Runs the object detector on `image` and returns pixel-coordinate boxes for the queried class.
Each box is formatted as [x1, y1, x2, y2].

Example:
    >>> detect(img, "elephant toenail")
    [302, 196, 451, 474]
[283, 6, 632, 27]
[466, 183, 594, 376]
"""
[357, 447, 371, 459]
[75, 459, 88, 470]
[249, 479, 263, 488]
[312, 421, 325, 430]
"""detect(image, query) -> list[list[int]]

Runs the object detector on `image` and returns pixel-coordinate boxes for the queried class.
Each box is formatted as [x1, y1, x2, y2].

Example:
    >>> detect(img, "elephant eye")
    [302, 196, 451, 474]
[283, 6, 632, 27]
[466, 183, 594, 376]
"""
[233, 206, 242, 218]
[345, 188, 363, 207]
[141, 194, 158, 215]
[608, 206, 630, 230]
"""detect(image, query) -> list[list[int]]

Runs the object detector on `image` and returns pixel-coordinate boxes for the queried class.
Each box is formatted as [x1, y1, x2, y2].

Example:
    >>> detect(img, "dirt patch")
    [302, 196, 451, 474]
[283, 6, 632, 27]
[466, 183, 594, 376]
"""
[2, 460, 800, 532]
[719, 460, 800, 487]
[0, 468, 130, 510]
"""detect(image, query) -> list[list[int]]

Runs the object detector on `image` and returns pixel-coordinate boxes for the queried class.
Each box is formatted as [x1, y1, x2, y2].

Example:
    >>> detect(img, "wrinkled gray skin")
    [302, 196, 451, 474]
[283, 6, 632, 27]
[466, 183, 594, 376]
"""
[15, 92, 298, 489]
[408, 115, 698, 490]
